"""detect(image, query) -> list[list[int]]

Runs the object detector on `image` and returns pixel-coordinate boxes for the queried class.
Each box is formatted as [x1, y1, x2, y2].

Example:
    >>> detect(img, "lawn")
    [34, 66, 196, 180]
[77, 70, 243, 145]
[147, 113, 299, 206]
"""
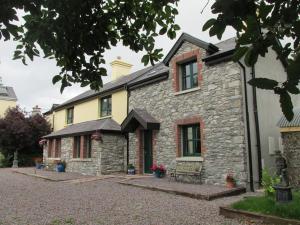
[232, 190, 300, 220]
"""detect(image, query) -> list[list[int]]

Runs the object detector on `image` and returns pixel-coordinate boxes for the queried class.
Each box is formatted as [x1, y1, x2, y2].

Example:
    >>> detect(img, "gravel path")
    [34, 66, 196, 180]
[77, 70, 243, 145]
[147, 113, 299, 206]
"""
[0, 168, 255, 225]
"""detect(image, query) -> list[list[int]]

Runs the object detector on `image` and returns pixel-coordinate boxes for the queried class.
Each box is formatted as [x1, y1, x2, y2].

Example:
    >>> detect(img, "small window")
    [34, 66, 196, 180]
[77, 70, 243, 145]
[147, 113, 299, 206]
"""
[66, 107, 74, 124]
[73, 136, 81, 158]
[181, 61, 198, 90]
[84, 135, 92, 158]
[48, 139, 53, 157]
[182, 124, 201, 156]
[100, 96, 112, 117]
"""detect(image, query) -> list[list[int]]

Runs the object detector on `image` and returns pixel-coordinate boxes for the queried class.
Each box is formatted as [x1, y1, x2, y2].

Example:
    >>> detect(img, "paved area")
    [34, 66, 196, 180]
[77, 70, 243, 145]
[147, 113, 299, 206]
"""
[119, 177, 246, 200]
[0, 168, 258, 225]
[12, 168, 93, 181]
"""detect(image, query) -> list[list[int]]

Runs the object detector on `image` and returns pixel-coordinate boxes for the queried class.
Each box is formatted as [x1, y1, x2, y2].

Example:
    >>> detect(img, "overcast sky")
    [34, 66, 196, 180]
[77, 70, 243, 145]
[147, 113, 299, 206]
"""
[0, 1, 235, 113]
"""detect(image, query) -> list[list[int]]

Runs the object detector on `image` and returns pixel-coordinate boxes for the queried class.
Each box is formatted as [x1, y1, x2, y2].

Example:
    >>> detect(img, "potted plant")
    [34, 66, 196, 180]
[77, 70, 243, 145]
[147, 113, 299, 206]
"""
[56, 160, 66, 172]
[35, 158, 44, 169]
[127, 164, 135, 175]
[151, 164, 166, 178]
[226, 173, 236, 188]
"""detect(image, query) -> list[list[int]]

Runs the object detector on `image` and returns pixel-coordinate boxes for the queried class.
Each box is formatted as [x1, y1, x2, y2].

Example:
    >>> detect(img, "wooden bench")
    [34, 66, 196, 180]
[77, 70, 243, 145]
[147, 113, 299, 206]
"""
[169, 161, 202, 181]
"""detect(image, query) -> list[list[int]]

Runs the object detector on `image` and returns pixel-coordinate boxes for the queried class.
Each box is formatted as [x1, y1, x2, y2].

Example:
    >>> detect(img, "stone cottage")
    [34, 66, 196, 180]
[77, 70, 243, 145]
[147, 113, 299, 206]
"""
[121, 33, 289, 190]
[43, 33, 288, 190]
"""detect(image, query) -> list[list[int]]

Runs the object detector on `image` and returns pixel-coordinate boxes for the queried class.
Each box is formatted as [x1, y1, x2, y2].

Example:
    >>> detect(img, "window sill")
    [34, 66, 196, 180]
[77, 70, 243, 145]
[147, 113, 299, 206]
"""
[70, 158, 93, 162]
[99, 115, 112, 120]
[174, 87, 201, 96]
[47, 158, 61, 161]
[176, 157, 203, 162]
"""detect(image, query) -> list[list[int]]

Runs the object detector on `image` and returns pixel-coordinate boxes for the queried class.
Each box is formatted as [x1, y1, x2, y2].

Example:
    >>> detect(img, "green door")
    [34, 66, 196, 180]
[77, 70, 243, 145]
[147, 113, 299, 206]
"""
[143, 130, 153, 174]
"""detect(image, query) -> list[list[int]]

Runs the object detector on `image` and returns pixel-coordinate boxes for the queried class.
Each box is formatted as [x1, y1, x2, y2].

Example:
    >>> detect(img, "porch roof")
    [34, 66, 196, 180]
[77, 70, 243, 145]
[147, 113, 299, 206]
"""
[44, 118, 121, 138]
[277, 107, 300, 128]
[121, 108, 160, 132]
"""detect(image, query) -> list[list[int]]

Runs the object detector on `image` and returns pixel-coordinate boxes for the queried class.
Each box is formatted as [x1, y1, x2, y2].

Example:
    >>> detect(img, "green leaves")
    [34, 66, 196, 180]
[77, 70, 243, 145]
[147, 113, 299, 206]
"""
[232, 46, 248, 62]
[202, 18, 216, 31]
[248, 78, 278, 90]
[279, 91, 294, 122]
[1, 0, 180, 91]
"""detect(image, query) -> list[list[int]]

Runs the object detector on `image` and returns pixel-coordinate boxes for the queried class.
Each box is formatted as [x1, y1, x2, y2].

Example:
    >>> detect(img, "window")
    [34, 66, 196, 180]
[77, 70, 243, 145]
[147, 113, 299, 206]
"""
[182, 124, 201, 156]
[181, 61, 198, 90]
[84, 135, 92, 158]
[54, 138, 61, 158]
[73, 136, 81, 158]
[66, 107, 74, 124]
[48, 139, 53, 157]
[100, 96, 112, 117]
[48, 138, 61, 158]
[73, 135, 92, 159]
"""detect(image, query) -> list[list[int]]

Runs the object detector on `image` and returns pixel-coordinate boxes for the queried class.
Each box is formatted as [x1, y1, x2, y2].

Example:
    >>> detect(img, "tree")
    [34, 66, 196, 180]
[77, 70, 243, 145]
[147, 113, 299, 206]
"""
[203, 0, 300, 121]
[0, 107, 51, 166]
[0, 0, 180, 92]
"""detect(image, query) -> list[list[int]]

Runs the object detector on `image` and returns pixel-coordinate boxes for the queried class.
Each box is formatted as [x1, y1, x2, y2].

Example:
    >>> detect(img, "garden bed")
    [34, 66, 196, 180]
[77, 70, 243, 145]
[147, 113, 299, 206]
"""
[220, 191, 300, 225]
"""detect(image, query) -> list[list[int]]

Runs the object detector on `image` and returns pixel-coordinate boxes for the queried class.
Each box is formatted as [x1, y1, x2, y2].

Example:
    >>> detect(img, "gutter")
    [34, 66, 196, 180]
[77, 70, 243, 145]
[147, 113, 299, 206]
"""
[251, 65, 263, 186]
[238, 61, 254, 192]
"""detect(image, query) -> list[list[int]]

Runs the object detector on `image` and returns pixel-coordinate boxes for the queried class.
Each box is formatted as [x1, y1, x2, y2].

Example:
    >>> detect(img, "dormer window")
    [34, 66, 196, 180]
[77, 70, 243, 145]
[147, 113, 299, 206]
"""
[181, 61, 198, 90]
[100, 96, 112, 117]
[66, 107, 74, 124]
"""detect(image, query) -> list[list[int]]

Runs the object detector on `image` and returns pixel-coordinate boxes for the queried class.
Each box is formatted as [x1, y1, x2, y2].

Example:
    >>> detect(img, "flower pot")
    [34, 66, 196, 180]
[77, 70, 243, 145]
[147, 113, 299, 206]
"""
[154, 171, 164, 178]
[56, 164, 65, 172]
[128, 168, 135, 175]
[226, 181, 235, 188]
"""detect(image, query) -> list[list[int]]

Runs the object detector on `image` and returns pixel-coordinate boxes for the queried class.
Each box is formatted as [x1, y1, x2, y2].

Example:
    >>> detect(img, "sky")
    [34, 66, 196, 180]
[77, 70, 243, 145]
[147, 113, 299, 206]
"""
[0, 0, 235, 113]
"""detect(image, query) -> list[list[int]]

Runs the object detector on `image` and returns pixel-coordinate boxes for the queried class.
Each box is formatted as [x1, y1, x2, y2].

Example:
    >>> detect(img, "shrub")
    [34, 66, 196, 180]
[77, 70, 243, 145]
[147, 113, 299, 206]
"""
[262, 169, 280, 197]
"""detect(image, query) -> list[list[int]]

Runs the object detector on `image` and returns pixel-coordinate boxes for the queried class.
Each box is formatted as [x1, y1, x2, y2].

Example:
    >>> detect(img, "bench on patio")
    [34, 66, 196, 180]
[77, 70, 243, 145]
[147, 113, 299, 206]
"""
[168, 159, 203, 181]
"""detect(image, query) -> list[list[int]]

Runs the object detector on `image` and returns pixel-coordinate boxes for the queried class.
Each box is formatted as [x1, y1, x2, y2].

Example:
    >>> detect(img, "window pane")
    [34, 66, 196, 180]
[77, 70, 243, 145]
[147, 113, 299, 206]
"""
[182, 124, 201, 156]
[193, 75, 198, 88]
[185, 65, 190, 76]
[186, 77, 191, 89]
[192, 62, 197, 74]
[101, 96, 112, 117]
[187, 127, 193, 139]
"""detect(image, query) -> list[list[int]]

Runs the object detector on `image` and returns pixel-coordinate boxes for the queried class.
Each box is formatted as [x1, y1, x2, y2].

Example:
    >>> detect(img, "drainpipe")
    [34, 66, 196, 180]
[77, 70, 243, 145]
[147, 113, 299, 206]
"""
[125, 87, 130, 167]
[251, 65, 263, 186]
[238, 61, 254, 192]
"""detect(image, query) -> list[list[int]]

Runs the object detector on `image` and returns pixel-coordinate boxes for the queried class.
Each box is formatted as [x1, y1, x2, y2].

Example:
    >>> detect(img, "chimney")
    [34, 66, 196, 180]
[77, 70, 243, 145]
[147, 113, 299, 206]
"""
[32, 105, 41, 116]
[110, 56, 133, 81]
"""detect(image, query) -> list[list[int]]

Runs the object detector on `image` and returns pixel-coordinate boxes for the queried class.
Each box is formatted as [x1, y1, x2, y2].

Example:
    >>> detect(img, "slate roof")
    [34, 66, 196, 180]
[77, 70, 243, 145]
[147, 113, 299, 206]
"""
[163, 33, 219, 66]
[0, 86, 17, 101]
[44, 118, 121, 138]
[203, 37, 236, 63]
[121, 108, 160, 132]
[277, 108, 300, 128]
[55, 64, 162, 110]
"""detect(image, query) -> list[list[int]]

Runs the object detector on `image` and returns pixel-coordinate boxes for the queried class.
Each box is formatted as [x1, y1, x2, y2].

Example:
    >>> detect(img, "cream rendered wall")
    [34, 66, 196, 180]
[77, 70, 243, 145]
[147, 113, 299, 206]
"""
[0, 100, 16, 117]
[53, 110, 66, 131]
[45, 113, 54, 130]
[73, 98, 99, 124]
[111, 90, 128, 124]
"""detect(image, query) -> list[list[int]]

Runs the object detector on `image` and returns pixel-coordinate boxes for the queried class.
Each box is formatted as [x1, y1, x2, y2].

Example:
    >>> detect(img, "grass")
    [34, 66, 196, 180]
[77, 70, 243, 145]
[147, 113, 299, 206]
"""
[232, 191, 300, 220]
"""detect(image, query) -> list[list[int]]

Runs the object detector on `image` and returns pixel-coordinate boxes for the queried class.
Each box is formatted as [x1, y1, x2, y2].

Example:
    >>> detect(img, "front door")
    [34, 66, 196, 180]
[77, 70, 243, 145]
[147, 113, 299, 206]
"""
[143, 130, 153, 174]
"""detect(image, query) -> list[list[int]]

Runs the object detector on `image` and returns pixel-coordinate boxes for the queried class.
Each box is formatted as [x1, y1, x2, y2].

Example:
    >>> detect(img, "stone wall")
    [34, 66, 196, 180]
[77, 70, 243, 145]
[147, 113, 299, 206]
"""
[44, 133, 126, 175]
[282, 132, 300, 188]
[129, 41, 248, 185]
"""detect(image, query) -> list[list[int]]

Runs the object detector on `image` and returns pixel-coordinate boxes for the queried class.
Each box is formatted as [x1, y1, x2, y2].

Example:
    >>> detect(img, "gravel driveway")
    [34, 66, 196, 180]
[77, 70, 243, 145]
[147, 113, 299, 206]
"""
[0, 168, 251, 225]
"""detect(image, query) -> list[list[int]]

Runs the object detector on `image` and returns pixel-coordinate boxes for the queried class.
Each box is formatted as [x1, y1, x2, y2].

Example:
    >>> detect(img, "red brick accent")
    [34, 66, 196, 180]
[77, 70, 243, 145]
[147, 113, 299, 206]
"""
[80, 136, 85, 159]
[171, 49, 202, 92]
[175, 116, 206, 157]
[54, 138, 61, 158]
[135, 127, 143, 174]
[152, 130, 158, 165]
[48, 140, 52, 157]
[52, 139, 56, 158]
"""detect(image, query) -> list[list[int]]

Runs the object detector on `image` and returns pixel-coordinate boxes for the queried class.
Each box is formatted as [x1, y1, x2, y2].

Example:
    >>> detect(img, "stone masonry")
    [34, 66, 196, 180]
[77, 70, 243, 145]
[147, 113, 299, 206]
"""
[43, 133, 126, 175]
[129, 41, 248, 186]
[281, 132, 300, 188]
